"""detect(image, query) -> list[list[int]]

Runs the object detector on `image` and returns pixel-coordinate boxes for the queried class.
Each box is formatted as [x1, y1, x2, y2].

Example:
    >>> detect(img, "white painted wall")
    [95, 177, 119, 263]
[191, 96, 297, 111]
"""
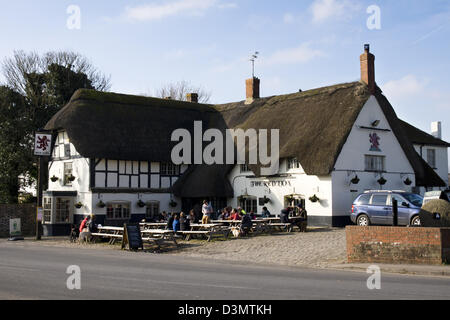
[332, 96, 416, 216]
[228, 160, 333, 218]
[413, 144, 449, 187]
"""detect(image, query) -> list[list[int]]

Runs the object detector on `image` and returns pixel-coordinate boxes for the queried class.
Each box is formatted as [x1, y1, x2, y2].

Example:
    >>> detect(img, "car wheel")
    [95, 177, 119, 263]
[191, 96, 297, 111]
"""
[410, 215, 421, 226]
[357, 214, 370, 226]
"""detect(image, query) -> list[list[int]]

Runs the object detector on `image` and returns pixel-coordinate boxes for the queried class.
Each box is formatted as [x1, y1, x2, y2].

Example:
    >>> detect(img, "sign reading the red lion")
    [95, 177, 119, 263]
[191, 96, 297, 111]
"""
[34, 133, 52, 156]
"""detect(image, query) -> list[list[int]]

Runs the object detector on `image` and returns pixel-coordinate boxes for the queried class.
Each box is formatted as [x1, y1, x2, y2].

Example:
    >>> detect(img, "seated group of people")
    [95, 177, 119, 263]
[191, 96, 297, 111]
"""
[217, 206, 272, 221]
[164, 210, 198, 232]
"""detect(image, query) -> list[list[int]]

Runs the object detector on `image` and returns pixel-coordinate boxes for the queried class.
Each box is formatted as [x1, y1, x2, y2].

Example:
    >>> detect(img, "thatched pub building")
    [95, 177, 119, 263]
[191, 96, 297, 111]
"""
[41, 45, 449, 235]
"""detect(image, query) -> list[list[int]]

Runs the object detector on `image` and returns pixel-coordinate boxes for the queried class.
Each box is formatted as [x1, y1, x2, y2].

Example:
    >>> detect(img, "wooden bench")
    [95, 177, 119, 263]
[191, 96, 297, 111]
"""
[268, 223, 294, 233]
[141, 237, 164, 250]
[91, 232, 123, 244]
[178, 228, 230, 242]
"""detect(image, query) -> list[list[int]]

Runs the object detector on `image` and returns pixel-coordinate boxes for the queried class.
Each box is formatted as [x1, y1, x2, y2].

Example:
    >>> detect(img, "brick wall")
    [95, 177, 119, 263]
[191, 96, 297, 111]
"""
[0, 204, 36, 238]
[346, 226, 450, 265]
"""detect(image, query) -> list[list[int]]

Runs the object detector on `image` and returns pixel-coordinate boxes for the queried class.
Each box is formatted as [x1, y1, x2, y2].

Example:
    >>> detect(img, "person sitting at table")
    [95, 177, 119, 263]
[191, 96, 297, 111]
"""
[219, 208, 230, 220]
[87, 214, 98, 233]
[179, 212, 190, 231]
[280, 208, 290, 223]
[249, 211, 257, 220]
[261, 207, 271, 218]
[240, 212, 253, 236]
[230, 209, 241, 220]
[187, 209, 198, 224]
[160, 211, 168, 222]
[173, 214, 180, 232]
[167, 212, 176, 230]
[79, 215, 89, 234]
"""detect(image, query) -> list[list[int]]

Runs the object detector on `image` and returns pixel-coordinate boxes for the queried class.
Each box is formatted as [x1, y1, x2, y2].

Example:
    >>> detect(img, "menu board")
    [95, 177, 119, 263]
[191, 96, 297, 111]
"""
[122, 223, 143, 251]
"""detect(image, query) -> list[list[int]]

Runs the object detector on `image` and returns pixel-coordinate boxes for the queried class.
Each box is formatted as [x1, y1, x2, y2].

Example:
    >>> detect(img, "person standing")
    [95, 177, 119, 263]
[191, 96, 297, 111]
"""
[202, 200, 212, 224]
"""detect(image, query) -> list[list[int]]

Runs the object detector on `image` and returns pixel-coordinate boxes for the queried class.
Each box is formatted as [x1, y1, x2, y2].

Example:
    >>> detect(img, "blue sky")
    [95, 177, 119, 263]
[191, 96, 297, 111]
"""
[1, 0, 449, 168]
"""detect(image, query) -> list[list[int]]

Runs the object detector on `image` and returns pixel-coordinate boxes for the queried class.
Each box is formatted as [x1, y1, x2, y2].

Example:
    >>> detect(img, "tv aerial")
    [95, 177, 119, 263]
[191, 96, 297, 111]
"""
[250, 51, 259, 78]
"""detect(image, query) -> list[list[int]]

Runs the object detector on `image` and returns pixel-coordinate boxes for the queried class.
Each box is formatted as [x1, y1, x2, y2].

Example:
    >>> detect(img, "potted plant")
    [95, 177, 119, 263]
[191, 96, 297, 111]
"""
[97, 200, 106, 208]
[75, 202, 83, 209]
[285, 195, 295, 204]
[50, 175, 59, 182]
[68, 174, 76, 182]
[169, 200, 177, 208]
[137, 199, 146, 208]
[404, 177, 412, 186]
[309, 195, 320, 203]
[351, 175, 360, 185]
[377, 177, 387, 186]
[237, 195, 248, 202]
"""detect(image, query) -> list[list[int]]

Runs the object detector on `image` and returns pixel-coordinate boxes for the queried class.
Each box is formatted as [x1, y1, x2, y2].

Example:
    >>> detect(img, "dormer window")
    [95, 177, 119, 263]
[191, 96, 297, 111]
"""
[160, 162, 180, 176]
[240, 164, 251, 173]
[288, 158, 300, 170]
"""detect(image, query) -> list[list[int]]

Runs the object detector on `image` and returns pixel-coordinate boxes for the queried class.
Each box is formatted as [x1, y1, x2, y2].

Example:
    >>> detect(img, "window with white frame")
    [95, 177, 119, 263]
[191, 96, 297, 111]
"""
[146, 201, 160, 220]
[43, 198, 52, 223]
[240, 198, 257, 214]
[63, 162, 73, 186]
[160, 162, 180, 176]
[365, 155, 385, 172]
[427, 149, 436, 168]
[55, 198, 71, 223]
[287, 158, 301, 170]
[106, 202, 130, 220]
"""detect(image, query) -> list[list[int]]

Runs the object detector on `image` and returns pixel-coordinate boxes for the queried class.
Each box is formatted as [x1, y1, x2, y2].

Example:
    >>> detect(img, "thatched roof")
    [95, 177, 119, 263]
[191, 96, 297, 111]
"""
[45, 82, 446, 198]
[399, 119, 450, 147]
[44, 89, 234, 198]
[215, 82, 372, 176]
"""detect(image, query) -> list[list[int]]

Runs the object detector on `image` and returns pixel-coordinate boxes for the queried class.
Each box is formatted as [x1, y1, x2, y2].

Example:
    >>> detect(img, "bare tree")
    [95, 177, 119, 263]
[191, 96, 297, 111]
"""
[153, 80, 211, 103]
[2, 50, 111, 95]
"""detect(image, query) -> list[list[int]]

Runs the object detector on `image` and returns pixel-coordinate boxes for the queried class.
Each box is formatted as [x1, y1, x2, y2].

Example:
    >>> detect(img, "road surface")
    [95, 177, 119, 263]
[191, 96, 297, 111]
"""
[0, 241, 449, 300]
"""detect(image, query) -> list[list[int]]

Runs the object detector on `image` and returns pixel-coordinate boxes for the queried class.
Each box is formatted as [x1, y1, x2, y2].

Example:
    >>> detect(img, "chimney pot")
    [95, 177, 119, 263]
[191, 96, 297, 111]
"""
[431, 121, 442, 140]
[245, 77, 260, 104]
[360, 44, 376, 94]
[186, 93, 199, 103]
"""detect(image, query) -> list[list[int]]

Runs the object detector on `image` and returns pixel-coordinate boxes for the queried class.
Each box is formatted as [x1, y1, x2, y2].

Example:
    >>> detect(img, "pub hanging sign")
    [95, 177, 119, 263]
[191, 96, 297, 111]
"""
[34, 133, 52, 156]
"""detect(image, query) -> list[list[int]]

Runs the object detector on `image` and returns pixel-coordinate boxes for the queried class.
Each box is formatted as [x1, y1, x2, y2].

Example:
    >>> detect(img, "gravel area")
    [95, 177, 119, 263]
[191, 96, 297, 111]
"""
[169, 227, 347, 268]
[4, 228, 347, 268]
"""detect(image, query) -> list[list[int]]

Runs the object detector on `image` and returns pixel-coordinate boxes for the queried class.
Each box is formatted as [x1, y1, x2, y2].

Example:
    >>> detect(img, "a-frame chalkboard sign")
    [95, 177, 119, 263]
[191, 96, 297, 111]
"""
[121, 223, 144, 251]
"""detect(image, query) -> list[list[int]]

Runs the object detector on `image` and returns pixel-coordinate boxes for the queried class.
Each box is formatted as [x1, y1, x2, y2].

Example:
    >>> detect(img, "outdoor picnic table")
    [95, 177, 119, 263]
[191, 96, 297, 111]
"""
[139, 222, 167, 230]
[179, 223, 230, 241]
[141, 229, 178, 247]
[92, 226, 124, 244]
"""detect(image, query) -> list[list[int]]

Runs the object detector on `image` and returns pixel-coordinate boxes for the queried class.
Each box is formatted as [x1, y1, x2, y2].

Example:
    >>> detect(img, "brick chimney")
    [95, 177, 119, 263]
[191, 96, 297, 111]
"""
[360, 44, 376, 94]
[186, 93, 198, 103]
[245, 77, 260, 104]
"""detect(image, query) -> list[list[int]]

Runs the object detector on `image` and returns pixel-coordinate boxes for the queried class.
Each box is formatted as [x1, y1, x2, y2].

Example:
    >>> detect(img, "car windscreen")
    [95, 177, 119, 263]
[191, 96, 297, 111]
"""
[402, 193, 423, 207]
